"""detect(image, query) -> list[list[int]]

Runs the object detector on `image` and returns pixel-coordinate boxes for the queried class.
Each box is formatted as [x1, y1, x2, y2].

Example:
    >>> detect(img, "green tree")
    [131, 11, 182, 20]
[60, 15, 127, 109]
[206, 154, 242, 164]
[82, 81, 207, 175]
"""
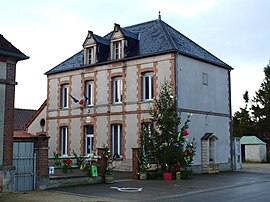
[143, 81, 195, 176]
[251, 63, 270, 142]
[233, 91, 253, 137]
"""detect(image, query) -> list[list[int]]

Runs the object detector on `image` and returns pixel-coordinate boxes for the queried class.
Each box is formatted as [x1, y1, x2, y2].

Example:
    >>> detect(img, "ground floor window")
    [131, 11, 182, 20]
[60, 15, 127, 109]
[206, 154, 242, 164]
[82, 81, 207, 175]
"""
[112, 124, 122, 158]
[60, 126, 68, 156]
[85, 125, 94, 155]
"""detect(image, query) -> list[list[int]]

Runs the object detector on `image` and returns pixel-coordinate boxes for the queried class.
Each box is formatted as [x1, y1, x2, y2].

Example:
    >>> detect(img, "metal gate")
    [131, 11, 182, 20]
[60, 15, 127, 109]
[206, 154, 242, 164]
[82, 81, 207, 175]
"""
[13, 142, 35, 191]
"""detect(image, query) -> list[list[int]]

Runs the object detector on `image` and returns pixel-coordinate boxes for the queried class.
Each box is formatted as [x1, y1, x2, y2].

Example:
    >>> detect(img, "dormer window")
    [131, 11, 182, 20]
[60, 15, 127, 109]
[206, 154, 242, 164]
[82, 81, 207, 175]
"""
[86, 47, 94, 64]
[113, 41, 123, 60]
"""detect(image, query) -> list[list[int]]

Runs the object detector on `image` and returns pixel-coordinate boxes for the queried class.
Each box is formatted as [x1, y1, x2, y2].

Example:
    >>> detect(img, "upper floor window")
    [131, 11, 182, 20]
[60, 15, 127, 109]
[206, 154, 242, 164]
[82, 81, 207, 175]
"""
[61, 84, 69, 108]
[87, 47, 94, 64]
[143, 72, 154, 100]
[60, 126, 68, 156]
[113, 41, 123, 60]
[112, 77, 122, 104]
[202, 72, 208, 86]
[112, 124, 122, 158]
[85, 125, 94, 155]
[85, 80, 94, 106]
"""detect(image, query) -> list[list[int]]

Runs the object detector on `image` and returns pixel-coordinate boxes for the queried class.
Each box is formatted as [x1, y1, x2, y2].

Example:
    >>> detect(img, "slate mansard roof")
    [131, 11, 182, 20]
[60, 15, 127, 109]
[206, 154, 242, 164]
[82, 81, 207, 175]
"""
[0, 34, 29, 60]
[46, 19, 231, 75]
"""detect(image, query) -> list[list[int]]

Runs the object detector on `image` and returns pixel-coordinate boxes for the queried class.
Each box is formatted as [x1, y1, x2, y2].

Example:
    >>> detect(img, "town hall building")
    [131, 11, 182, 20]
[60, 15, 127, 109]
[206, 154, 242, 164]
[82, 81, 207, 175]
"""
[45, 16, 233, 173]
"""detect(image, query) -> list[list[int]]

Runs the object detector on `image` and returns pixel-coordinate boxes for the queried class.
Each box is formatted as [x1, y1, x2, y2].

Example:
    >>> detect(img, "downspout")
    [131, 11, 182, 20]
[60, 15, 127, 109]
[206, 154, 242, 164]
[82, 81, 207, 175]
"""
[228, 69, 234, 171]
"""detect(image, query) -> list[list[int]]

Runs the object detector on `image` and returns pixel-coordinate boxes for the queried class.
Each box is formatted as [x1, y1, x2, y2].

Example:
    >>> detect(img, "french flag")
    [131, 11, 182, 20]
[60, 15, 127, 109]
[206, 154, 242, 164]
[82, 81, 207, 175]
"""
[69, 94, 79, 103]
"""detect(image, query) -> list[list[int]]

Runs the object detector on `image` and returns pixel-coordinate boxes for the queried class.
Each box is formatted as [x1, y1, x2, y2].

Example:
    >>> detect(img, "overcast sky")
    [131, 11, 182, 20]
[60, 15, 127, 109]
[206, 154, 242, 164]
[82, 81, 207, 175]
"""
[1, 0, 269, 113]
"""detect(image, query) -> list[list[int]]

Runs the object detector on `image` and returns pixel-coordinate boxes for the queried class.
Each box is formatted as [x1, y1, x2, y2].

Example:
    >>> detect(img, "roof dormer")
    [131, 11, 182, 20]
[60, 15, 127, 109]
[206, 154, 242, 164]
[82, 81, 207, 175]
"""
[83, 31, 97, 65]
[83, 31, 109, 65]
[109, 23, 139, 60]
[110, 24, 125, 60]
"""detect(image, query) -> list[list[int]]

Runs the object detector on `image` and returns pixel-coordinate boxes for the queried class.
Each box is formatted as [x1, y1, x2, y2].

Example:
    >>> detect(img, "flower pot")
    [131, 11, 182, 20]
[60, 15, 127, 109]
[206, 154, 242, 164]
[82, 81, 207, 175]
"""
[139, 172, 147, 180]
[163, 172, 172, 180]
[176, 172, 181, 180]
[105, 174, 114, 184]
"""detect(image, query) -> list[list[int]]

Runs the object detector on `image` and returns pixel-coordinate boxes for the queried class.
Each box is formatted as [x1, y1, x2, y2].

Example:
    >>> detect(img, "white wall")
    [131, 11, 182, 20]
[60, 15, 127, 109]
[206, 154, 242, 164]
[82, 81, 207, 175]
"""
[176, 55, 229, 113]
[27, 106, 47, 134]
[176, 55, 231, 169]
[259, 144, 267, 162]
[245, 145, 260, 162]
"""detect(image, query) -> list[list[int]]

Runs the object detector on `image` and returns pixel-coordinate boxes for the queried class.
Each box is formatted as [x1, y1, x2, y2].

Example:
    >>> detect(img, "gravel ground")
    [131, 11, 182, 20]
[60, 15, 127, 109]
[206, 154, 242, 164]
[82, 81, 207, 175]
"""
[0, 190, 115, 202]
[241, 162, 270, 173]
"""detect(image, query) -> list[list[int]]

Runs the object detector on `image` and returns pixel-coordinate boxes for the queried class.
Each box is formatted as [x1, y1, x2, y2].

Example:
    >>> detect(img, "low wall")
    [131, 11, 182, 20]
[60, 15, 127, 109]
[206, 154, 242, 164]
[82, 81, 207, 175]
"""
[49, 175, 101, 189]
[48, 168, 101, 188]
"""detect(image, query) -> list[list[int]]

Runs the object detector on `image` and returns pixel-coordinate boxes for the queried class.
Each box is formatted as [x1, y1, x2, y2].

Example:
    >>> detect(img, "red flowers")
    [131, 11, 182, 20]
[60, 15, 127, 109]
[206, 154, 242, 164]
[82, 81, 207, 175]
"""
[182, 129, 189, 136]
[176, 162, 181, 170]
[63, 159, 71, 166]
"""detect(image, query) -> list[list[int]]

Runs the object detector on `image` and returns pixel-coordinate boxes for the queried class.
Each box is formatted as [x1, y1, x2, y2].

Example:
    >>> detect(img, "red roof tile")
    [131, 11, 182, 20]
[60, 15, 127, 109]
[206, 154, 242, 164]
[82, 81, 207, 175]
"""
[13, 131, 34, 138]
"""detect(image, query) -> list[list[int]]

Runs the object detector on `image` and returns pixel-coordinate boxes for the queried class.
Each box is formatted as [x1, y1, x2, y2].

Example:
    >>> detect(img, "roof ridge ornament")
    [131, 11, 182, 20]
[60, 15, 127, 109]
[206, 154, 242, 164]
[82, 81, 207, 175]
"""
[158, 11, 161, 20]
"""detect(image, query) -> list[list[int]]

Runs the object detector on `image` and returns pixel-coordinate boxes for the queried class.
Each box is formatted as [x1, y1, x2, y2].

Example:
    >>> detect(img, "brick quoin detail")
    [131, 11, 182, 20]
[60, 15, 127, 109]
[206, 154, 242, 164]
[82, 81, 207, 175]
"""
[153, 61, 158, 98]
[170, 53, 176, 96]
[136, 64, 142, 146]
[107, 69, 112, 146]
[3, 62, 16, 166]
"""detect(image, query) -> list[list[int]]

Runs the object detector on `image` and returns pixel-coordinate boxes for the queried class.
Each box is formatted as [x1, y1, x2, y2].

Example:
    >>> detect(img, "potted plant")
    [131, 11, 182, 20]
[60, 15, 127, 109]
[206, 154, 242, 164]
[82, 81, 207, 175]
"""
[53, 152, 72, 174]
[137, 152, 150, 180]
[103, 145, 115, 183]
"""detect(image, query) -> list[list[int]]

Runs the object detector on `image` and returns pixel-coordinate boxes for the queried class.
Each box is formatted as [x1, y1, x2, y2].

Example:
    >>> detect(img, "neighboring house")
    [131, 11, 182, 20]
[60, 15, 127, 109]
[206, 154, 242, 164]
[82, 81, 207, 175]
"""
[14, 108, 36, 131]
[240, 136, 267, 162]
[45, 16, 233, 173]
[0, 34, 29, 192]
[13, 100, 47, 139]
[22, 99, 47, 135]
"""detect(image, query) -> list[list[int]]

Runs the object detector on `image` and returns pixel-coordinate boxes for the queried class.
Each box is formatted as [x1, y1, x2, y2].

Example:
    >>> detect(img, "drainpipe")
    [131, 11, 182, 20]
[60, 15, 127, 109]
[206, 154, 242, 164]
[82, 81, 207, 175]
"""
[228, 69, 234, 171]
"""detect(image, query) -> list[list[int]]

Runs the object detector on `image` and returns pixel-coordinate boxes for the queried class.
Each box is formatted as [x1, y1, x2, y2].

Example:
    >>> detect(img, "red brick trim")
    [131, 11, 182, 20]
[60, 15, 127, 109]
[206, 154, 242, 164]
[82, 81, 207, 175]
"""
[2, 62, 16, 166]
[153, 62, 158, 98]
[136, 64, 142, 146]
[111, 72, 123, 78]
[170, 53, 176, 96]
[141, 67, 154, 73]
[94, 71, 98, 114]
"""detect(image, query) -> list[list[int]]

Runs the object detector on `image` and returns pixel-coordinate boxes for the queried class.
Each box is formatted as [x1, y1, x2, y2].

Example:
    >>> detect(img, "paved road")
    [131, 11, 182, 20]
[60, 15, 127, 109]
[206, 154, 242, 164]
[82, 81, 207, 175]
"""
[53, 172, 270, 202]
[1, 164, 270, 202]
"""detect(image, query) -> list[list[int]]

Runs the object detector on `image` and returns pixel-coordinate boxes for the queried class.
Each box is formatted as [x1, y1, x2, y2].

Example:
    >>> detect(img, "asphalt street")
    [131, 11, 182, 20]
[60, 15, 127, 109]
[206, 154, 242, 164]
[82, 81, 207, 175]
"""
[1, 164, 270, 202]
[54, 171, 270, 202]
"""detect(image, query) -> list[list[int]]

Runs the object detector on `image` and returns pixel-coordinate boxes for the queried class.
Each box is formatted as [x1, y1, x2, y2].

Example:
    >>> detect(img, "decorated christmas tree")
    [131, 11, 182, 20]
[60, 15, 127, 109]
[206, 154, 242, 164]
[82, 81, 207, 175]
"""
[141, 81, 196, 179]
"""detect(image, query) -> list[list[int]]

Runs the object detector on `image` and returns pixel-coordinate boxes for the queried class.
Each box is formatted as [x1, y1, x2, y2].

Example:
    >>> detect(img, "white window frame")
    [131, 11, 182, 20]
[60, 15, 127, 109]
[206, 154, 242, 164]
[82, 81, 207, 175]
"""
[143, 72, 154, 100]
[112, 124, 122, 157]
[60, 127, 68, 156]
[85, 80, 94, 106]
[113, 41, 122, 60]
[112, 77, 122, 104]
[61, 84, 69, 108]
[202, 72, 208, 86]
[87, 47, 94, 65]
[85, 125, 94, 155]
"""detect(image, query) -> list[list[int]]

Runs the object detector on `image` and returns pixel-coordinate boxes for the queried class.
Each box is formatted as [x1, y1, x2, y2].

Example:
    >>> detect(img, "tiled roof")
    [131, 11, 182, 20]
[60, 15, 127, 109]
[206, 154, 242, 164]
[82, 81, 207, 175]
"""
[45, 19, 231, 75]
[240, 136, 266, 145]
[14, 108, 36, 131]
[13, 131, 34, 138]
[23, 99, 47, 131]
[93, 34, 109, 45]
[0, 34, 29, 60]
